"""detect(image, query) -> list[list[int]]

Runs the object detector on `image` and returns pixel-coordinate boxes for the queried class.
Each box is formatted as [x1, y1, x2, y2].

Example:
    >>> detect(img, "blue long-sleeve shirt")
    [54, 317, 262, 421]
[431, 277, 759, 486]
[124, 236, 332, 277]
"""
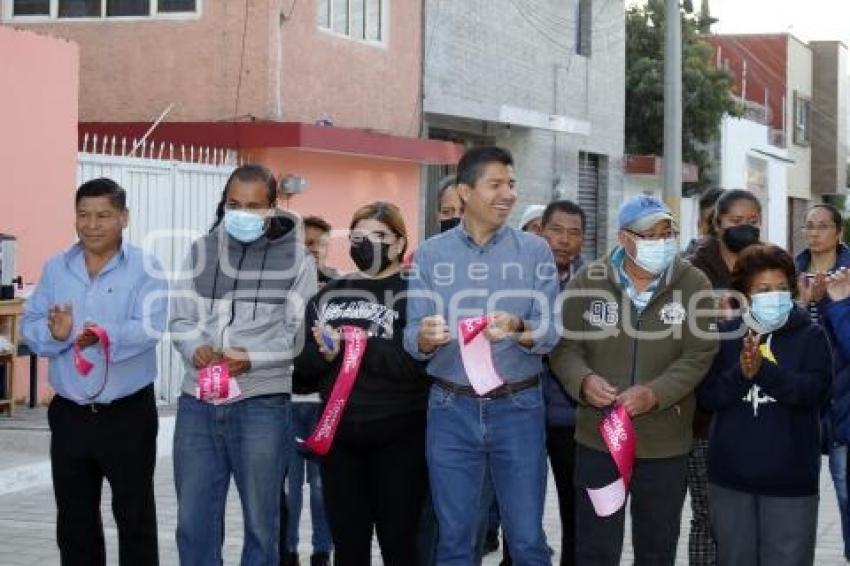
[22, 242, 168, 404]
[403, 223, 559, 385]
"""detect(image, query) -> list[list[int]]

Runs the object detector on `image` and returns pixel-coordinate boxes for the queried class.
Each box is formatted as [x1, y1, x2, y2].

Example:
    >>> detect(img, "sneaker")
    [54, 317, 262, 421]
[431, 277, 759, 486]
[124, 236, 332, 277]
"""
[310, 552, 331, 566]
[482, 528, 500, 555]
[282, 553, 300, 566]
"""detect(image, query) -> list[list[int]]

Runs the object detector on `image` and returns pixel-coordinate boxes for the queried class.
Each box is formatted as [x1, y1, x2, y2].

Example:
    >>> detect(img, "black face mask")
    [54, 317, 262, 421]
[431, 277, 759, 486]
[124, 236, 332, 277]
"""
[440, 217, 461, 233]
[350, 239, 393, 275]
[722, 224, 761, 253]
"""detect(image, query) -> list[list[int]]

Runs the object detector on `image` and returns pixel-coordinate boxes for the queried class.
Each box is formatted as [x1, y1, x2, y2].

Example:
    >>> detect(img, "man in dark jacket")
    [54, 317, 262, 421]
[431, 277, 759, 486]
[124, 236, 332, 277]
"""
[551, 195, 718, 566]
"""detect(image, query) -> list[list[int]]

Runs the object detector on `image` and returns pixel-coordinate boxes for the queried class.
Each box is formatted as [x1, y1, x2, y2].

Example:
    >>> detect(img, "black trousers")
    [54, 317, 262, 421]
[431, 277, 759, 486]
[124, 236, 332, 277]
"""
[320, 412, 428, 566]
[547, 425, 577, 566]
[574, 444, 688, 566]
[48, 385, 159, 566]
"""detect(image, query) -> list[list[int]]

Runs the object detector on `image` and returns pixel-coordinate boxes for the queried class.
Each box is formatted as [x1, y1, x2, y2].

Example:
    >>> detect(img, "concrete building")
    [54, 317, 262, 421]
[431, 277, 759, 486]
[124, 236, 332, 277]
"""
[706, 33, 848, 253]
[422, 0, 626, 259]
[810, 41, 848, 200]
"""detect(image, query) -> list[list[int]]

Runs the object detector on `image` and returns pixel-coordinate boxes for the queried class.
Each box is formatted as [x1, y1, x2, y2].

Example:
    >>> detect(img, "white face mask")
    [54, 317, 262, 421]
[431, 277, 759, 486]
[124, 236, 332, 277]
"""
[631, 237, 678, 275]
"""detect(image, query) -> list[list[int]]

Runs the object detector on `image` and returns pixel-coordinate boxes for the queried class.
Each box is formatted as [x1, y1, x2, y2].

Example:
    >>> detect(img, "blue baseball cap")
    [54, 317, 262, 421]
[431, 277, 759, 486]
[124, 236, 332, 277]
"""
[618, 194, 673, 232]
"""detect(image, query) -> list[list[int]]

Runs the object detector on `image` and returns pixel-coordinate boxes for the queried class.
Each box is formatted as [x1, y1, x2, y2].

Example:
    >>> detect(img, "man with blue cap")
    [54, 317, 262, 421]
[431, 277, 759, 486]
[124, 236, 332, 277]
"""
[549, 194, 719, 566]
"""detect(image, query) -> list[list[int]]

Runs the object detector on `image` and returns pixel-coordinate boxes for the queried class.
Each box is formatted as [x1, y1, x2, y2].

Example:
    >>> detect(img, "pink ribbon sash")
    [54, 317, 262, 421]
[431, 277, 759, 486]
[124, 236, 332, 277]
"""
[73, 325, 110, 376]
[303, 325, 368, 456]
[587, 404, 636, 517]
[196, 361, 242, 404]
[458, 316, 505, 396]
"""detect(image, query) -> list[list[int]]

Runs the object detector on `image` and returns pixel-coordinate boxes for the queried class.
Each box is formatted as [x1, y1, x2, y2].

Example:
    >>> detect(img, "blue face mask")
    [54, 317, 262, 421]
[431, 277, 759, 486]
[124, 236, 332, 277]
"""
[633, 237, 678, 275]
[750, 290, 793, 332]
[224, 209, 266, 243]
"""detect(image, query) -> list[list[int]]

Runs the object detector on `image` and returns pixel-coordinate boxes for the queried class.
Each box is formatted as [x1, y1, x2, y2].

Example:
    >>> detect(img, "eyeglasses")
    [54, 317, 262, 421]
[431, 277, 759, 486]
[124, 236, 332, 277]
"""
[625, 229, 679, 241]
[802, 224, 837, 234]
[349, 231, 397, 245]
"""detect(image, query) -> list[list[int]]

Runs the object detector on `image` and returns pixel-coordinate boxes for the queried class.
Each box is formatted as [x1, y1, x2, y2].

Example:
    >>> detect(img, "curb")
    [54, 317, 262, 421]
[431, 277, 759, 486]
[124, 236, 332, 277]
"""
[0, 415, 176, 497]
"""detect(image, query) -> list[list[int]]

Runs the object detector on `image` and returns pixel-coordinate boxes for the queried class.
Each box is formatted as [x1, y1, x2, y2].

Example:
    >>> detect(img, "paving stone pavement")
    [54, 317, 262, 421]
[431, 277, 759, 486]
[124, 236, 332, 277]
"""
[0, 411, 848, 565]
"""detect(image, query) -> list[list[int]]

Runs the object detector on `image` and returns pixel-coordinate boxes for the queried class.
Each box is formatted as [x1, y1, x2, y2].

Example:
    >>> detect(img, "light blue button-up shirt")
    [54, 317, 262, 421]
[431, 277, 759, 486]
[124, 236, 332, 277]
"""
[403, 222, 560, 385]
[22, 242, 168, 404]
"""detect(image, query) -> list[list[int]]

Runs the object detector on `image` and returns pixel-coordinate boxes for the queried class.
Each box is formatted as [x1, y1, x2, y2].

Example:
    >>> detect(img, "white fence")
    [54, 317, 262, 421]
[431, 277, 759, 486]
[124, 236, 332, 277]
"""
[77, 149, 235, 403]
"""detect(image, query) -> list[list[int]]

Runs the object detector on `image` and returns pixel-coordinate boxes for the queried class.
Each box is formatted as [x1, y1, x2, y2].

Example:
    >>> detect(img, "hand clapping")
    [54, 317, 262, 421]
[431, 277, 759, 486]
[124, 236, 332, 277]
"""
[740, 330, 762, 380]
[827, 268, 850, 303]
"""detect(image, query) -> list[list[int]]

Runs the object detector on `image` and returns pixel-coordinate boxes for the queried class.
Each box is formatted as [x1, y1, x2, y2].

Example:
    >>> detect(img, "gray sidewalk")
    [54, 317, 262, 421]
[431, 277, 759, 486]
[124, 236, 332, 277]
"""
[0, 408, 847, 565]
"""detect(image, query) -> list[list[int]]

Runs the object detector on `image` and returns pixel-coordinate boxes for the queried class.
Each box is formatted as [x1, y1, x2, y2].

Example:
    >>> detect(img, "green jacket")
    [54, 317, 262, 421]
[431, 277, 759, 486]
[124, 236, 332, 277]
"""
[549, 252, 718, 459]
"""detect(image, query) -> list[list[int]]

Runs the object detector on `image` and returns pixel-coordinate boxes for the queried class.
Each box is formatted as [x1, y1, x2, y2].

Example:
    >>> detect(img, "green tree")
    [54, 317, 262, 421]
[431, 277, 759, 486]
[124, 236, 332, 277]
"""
[625, 0, 740, 191]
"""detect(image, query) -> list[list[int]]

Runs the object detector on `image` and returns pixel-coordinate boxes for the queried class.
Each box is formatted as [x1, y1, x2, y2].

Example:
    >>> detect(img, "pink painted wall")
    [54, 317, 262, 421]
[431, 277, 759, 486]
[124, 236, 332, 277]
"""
[253, 148, 421, 272]
[9, 1, 280, 122]
[280, 1, 423, 137]
[0, 25, 79, 405]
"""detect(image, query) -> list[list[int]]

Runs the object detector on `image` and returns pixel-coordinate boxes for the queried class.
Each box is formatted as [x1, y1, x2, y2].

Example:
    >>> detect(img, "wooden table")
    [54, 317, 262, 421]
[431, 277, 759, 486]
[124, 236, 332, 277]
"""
[0, 298, 24, 416]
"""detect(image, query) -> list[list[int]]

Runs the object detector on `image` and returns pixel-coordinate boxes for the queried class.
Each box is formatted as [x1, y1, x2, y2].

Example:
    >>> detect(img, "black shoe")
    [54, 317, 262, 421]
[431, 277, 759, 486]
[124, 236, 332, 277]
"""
[282, 553, 300, 566]
[310, 552, 331, 566]
[482, 529, 500, 555]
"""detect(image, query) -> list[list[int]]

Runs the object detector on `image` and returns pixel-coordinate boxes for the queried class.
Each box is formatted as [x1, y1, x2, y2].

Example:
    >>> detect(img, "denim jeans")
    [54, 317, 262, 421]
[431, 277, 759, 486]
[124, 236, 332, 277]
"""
[829, 444, 850, 558]
[174, 394, 292, 566]
[286, 402, 333, 554]
[427, 383, 550, 566]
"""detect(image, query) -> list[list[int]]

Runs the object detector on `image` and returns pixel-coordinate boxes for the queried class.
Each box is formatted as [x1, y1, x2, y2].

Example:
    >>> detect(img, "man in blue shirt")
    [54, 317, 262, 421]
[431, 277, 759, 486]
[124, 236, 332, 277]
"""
[22, 178, 168, 566]
[404, 146, 559, 565]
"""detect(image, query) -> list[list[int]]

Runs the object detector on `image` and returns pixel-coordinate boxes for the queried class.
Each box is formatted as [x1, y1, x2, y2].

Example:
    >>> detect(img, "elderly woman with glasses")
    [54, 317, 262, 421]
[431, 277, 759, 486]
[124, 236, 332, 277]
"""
[795, 203, 850, 561]
[294, 201, 430, 565]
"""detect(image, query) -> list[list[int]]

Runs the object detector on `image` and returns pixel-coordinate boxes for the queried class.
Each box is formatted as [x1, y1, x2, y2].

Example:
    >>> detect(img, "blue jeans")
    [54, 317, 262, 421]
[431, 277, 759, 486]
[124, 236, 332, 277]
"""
[174, 394, 292, 566]
[829, 444, 850, 558]
[286, 402, 333, 554]
[427, 383, 550, 566]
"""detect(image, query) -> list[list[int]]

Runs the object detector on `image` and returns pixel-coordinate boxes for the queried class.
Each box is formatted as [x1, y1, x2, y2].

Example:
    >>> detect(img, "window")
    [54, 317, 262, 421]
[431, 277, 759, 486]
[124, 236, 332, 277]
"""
[317, 0, 329, 27]
[11, 0, 50, 15]
[319, 0, 385, 43]
[9, 0, 198, 19]
[58, 0, 99, 17]
[158, 0, 194, 11]
[576, 0, 592, 56]
[793, 91, 811, 146]
[106, 0, 148, 17]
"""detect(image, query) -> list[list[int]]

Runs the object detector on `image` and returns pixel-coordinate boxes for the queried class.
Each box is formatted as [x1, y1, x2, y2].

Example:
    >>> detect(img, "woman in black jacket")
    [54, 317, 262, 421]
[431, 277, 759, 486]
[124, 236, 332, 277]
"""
[686, 188, 762, 565]
[294, 202, 429, 566]
[699, 244, 832, 566]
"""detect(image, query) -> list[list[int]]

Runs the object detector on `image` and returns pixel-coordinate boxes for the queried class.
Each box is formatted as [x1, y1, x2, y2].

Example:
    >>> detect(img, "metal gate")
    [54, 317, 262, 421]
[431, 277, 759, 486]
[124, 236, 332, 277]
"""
[77, 149, 234, 403]
[578, 152, 601, 260]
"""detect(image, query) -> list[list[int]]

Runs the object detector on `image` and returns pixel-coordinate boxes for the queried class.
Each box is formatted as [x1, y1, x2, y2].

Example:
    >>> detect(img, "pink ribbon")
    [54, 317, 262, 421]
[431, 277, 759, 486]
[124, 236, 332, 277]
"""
[587, 404, 637, 517]
[73, 325, 110, 376]
[303, 325, 368, 456]
[458, 316, 504, 396]
[196, 361, 241, 404]
[73, 325, 111, 400]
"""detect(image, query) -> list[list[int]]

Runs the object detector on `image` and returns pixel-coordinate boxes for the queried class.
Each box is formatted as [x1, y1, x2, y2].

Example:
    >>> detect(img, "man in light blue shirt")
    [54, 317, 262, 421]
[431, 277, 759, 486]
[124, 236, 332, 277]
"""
[22, 178, 167, 566]
[404, 146, 559, 565]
